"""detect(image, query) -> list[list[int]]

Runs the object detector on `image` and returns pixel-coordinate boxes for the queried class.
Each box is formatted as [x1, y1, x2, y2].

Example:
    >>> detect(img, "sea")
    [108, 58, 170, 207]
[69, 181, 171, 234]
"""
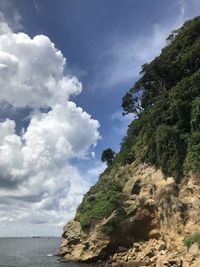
[0, 237, 95, 267]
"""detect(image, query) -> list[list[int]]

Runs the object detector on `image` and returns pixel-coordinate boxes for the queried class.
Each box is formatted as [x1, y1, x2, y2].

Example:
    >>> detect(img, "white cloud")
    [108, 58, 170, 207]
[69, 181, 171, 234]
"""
[177, 0, 200, 21]
[33, 0, 43, 15]
[0, 163, 90, 230]
[22, 102, 99, 167]
[0, 33, 83, 108]
[178, 0, 186, 19]
[111, 110, 133, 140]
[91, 25, 174, 91]
[0, 27, 100, 236]
[183, 0, 200, 19]
[0, 13, 12, 34]
[111, 110, 133, 123]
[0, 1, 23, 32]
[0, 0, 199, 237]
[93, 25, 168, 90]
[87, 161, 106, 180]
[0, 112, 99, 234]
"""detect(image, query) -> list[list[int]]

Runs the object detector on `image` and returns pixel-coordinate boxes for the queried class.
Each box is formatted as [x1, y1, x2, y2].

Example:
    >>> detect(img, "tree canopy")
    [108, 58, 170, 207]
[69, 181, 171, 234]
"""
[101, 148, 115, 165]
[119, 16, 200, 180]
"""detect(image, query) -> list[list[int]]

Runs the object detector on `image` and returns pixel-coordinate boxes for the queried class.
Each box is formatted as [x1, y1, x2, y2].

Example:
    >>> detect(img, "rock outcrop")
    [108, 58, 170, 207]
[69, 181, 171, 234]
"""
[59, 162, 200, 266]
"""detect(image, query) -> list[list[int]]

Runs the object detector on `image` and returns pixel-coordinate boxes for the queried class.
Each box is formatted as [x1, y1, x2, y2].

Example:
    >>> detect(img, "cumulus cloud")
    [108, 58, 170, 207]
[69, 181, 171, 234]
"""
[0, 24, 100, 236]
[0, 33, 83, 108]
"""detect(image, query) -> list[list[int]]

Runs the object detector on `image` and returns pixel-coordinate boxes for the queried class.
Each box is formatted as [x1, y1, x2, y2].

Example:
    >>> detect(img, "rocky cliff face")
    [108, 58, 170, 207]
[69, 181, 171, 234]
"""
[59, 162, 200, 267]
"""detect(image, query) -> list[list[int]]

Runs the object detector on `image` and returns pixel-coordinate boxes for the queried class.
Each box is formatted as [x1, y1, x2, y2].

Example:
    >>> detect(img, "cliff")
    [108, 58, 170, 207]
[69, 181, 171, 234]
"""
[59, 163, 200, 266]
[59, 17, 200, 267]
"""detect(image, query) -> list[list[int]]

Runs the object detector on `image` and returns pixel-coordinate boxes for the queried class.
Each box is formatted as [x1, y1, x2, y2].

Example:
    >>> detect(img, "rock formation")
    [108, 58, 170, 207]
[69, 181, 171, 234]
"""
[59, 163, 200, 266]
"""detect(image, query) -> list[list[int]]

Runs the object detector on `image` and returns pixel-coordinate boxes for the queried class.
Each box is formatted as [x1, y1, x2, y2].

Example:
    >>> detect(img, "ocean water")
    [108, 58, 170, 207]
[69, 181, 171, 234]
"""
[0, 237, 94, 267]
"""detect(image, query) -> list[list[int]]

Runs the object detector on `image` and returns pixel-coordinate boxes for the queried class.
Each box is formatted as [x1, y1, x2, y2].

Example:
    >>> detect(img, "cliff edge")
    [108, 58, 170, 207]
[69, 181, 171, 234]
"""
[59, 16, 200, 267]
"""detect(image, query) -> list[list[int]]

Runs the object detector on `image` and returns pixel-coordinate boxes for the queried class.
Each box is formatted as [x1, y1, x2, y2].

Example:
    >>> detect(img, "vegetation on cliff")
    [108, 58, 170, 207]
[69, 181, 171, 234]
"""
[184, 232, 200, 249]
[77, 16, 200, 231]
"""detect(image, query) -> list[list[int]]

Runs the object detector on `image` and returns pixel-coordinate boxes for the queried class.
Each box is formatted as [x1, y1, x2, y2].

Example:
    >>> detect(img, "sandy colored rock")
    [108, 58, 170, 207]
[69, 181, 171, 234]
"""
[189, 243, 199, 256]
[190, 259, 200, 267]
[59, 163, 200, 266]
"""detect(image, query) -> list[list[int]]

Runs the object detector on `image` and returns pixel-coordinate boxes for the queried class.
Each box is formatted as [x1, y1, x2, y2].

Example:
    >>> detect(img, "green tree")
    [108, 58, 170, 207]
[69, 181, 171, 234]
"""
[184, 132, 200, 174]
[122, 91, 142, 117]
[101, 148, 115, 165]
[191, 97, 200, 131]
[155, 125, 185, 180]
[119, 16, 200, 178]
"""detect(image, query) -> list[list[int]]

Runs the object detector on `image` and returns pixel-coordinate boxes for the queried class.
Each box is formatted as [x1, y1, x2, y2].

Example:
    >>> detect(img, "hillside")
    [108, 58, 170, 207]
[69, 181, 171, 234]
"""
[59, 17, 200, 267]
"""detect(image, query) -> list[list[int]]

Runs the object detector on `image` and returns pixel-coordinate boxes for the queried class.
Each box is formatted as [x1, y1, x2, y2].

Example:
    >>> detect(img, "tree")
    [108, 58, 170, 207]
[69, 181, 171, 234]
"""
[101, 148, 115, 165]
[122, 90, 143, 117]
[120, 16, 200, 179]
[191, 97, 200, 131]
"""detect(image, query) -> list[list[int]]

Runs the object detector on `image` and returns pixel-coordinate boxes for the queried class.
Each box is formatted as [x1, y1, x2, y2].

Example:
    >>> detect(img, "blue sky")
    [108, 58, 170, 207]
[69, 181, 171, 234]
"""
[0, 0, 199, 236]
[15, 0, 199, 155]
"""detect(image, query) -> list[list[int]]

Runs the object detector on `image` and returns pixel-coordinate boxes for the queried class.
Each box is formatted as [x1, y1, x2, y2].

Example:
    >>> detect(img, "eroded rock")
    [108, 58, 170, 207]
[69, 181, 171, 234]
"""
[59, 163, 200, 266]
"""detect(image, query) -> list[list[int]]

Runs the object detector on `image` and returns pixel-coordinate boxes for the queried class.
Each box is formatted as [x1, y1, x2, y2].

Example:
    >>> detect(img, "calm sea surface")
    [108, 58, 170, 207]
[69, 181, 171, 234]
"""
[0, 237, 94, 267]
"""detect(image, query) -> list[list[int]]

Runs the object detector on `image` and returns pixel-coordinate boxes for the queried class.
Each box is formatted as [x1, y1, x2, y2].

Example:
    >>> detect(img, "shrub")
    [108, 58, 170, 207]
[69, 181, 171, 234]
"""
[101, 208, 126, 235]
[78, 181, 125, 229]
[184, 232, 200, 248]
[184, 132, 200, 174]
[155, 125, 186, 180]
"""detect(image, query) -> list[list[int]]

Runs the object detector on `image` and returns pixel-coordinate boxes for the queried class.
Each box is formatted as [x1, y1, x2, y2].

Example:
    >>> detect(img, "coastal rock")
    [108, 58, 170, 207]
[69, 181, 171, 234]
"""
[59, 163, 200, 266]
[59, 219, 110, 262]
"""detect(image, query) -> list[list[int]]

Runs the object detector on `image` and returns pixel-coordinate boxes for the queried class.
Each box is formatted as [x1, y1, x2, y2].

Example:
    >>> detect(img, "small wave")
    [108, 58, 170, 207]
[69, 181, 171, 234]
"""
[46, 253, 53, 257]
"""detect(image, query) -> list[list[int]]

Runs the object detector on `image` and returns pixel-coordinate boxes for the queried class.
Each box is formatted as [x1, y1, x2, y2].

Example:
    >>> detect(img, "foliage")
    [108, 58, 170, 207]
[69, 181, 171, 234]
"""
[122, 91, 143, 117]
[77, 180, 125, 229]
[101, 208, 126, 235]
[184, 232, 200, 249]
[77, 17, 200, 233]
[184, 132, 200, 174]
[155, 125, 185, 180]
[119, 16, 200, 179]
[191, 97, 200, 131]
[101, 148, 115, 165]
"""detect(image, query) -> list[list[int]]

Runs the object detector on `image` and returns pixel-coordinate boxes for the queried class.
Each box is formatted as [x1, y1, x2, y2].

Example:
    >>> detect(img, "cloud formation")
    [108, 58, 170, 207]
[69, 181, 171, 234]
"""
[0, 12, 12, 34]
[0, 1, 23, 32]
[0, 21, 100, 236]
[0, 33, 83, 107]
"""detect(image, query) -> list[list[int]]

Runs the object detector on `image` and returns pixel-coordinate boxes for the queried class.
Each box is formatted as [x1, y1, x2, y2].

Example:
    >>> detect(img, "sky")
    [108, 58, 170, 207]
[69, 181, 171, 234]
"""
[0, 0, 199, 237]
